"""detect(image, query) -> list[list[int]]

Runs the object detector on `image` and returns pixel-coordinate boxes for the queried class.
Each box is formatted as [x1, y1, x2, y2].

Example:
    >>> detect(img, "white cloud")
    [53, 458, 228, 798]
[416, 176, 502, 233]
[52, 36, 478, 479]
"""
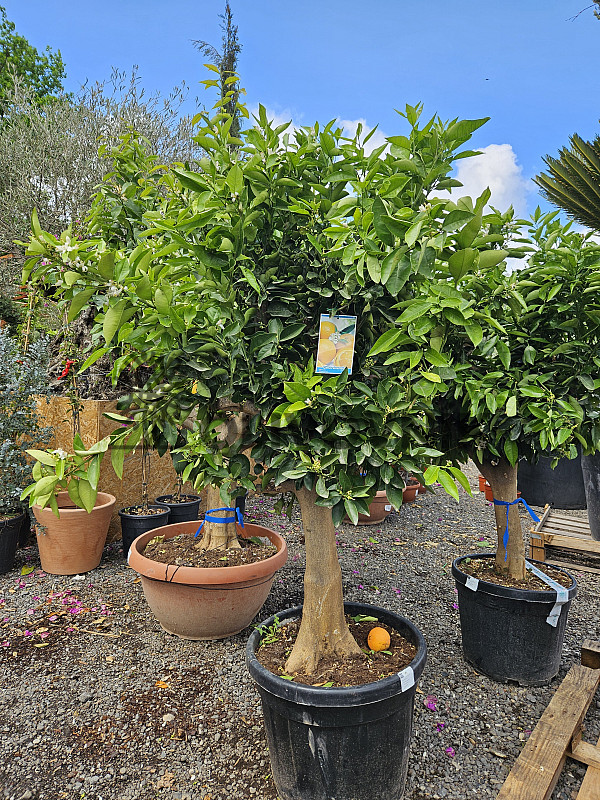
[448, 143, 531, 216]
[338, 118, 389, 155]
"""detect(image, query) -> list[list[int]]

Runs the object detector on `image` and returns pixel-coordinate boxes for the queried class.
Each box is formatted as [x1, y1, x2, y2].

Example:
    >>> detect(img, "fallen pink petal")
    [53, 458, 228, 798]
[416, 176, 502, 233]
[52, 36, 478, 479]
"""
[445, 747, 455, 757]
[424, 695, 437, 711]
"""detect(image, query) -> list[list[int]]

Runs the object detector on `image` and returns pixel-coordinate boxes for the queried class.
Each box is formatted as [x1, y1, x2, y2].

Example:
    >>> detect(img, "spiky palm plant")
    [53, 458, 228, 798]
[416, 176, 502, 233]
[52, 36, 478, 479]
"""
[535, 130, 600, 231]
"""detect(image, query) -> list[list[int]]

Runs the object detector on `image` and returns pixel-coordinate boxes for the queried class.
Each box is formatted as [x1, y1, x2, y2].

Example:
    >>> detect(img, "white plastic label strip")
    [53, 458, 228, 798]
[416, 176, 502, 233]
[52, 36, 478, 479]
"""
[465, 575, 479, 592]
[526, 561, 569, 627]
[398, 666, 415, 692]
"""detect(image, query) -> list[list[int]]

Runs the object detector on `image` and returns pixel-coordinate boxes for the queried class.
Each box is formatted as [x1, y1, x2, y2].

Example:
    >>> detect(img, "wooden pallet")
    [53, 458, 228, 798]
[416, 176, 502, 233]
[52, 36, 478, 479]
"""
[496, 641, 600, 800]
[529, 505, 600, 575]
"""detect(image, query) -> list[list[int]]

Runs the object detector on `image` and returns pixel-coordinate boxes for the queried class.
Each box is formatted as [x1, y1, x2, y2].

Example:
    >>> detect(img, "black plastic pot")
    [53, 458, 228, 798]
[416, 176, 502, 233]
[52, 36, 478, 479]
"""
[518, 452, 586, 510]
[246, 602, 427, 800]
[452, 553, 577, 686]
[154, 495, 202, 524]
[235, 491, 248, 517]
[581, 453, 600, 541]
[0, 512, 26, 574]
[118, 505, 170, 558]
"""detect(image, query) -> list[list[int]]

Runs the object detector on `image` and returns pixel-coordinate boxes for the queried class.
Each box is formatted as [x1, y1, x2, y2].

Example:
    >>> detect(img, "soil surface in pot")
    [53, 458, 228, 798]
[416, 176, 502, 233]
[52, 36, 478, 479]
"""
[256, 614, 417, 687]
[121, 505, 167, 516]
[157, 495, 199, 504]
[459, 558, 573, 590]
[143, 533, 277, 568]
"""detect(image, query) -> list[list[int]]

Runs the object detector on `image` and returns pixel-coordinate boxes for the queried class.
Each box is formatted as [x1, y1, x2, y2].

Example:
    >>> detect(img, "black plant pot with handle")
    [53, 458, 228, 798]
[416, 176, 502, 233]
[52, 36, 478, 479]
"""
[581, 453, 600, 540]
[452, 553, 577, 686]
[0, 511, 27, 574]
[154, 495, 202, 524]
[518, 450, 586, 510]
[119, 505, 170, 559]
[246, 602, 427, 800]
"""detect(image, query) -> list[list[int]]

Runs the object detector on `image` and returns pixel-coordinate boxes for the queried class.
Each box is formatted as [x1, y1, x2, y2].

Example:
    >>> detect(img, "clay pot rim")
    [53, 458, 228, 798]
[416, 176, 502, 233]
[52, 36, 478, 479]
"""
[128, 519, 288, 585]
[33, 490, 116, 516]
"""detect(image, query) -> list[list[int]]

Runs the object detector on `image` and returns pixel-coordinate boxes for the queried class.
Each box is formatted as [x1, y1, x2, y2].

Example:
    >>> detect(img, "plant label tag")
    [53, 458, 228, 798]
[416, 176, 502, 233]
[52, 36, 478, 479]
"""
[398, 666, 415, 692]
[315, 314, 357, 375]
[385, 504, 392, 511]
[465, 575, 479, 592]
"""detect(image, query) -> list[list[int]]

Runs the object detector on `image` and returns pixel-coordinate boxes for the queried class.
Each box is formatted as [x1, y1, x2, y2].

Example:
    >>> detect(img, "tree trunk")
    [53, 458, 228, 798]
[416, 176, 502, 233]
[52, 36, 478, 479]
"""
[195, 485, 241, 551]
[284, 487, 363, 675]
[475, 456, 525, 580]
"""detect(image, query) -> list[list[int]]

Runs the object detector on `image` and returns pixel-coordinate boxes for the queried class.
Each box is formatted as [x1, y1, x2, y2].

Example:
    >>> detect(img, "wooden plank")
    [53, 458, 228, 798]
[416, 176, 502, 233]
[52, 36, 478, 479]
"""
[577, 733, 600, 800]
[540, 526, 592, 538]
[496, 665, 600, 800]
[544, 559, 600, 577]
[532, 505, 553, 531]
[582, 641, 600, 670]
[547, 524, 592, 535]
[547, 513, 590, 528]
[569, 740, 600, 770]
[542, 534, 600, 555]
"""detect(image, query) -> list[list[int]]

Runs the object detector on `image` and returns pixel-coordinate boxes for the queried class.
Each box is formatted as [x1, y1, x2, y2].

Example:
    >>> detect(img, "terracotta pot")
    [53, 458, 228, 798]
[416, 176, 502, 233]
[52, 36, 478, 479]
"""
[345, 490, 392, 525]
[33, 491, 116, 575]
[478, 475, 487, 492]
[402, 479, 420, 504]
[128, 519, 288, 640]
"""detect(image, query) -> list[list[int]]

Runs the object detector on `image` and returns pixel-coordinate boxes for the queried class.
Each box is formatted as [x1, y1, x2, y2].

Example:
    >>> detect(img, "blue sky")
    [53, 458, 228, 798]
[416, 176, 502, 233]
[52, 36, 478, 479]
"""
[6, 1, 600, 219]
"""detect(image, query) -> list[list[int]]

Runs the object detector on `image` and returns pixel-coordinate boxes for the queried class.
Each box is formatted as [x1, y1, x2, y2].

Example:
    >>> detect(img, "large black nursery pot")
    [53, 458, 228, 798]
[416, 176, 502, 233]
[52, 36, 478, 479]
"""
[118, 505, 170, 558]
[581, 453, 600, 541]
[0, 512, 26, 574]
[246, 602, 427, 800]
[452, 553, 577, 686]
[518, 451, 586, 510]
[154, 494, 202, 524]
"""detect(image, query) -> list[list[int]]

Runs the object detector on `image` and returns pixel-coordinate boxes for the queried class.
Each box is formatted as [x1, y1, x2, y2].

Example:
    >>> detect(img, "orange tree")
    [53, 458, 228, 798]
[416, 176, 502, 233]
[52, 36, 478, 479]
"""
[24, 95, 510, 673]
[368, 208, 600, 580]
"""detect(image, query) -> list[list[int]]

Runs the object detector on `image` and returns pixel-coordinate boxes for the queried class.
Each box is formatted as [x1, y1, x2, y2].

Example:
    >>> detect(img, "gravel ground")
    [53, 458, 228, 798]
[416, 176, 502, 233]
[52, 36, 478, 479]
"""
[1, 462, 600, 800]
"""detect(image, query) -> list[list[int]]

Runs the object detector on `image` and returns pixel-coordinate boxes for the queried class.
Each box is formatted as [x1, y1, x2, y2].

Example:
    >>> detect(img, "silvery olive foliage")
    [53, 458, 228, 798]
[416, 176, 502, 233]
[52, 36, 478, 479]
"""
[0, 70, 201, 292]
[0, 329, 51, 514]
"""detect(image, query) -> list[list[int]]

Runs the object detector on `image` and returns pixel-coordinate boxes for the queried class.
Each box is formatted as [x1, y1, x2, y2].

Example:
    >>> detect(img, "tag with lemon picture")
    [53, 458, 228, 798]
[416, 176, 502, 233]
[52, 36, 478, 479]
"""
[315, 314, 357, 375]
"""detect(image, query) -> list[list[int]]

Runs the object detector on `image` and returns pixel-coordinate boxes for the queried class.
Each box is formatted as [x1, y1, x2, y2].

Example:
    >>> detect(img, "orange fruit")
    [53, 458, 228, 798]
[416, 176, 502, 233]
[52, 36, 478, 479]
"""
[320, 320, 336, 339]
[317, 338, 337, 365]
[367, 626, 391, 652]
[334, 347, 353, 370]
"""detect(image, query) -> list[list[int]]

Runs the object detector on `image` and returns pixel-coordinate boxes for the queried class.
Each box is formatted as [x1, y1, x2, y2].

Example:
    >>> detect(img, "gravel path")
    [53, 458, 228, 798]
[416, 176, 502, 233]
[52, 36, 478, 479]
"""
[1, 464, 599, 800]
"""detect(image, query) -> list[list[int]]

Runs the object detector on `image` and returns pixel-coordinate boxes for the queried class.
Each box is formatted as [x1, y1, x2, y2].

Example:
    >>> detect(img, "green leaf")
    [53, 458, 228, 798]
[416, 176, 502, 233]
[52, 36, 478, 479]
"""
[98, 251, 115, 280]
[86, 456, 101, 490]
[77, 479, 97, 514]
[136, 274, 152, 301]
[226, 164, 244, 194]
[367, 328, 404, 357]
[448, 248, 477, 280]
[503, 439, 518, 466]
[26, 449, 57, 467]
[404, 220, 423, 247]
[344, 498, 359, 525]
[496, 340, 511, 369]
[102, 299, 127, 345]
[398, 301, 432, 324]
[478, 249, 509, 270]
[68, 287, 96, 322]
[421, 371, 441, 383]
[506, 395, 517, 417]
[386, 485, 404, 510]
[464, 321, 483, 347]
[366, 255, 381, 283]
[437, 470, 459, 502]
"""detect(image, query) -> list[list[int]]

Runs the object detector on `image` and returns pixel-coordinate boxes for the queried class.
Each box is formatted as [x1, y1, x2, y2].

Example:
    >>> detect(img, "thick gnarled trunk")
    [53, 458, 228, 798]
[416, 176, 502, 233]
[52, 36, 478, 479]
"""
[475, 456, 525, 580]
[284, 487, 363, 675]
[195, 485, 241, 551]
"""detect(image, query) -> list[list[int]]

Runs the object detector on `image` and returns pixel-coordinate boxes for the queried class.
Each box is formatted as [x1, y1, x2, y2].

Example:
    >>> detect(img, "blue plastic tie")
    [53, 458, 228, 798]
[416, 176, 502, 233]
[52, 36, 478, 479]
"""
[194, 506, 244, 538]
[493, 497, 540, 561]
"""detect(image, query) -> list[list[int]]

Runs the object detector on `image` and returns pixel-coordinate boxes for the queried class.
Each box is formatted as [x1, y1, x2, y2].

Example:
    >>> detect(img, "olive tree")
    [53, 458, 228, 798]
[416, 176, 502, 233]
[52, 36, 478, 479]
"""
[24, 92, 506, 674]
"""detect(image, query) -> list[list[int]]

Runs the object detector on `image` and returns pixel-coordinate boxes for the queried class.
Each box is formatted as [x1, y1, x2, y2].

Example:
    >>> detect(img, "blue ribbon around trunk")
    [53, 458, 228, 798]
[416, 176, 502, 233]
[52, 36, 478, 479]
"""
[194, 506, 244, 538]
[493, 497, 540, 560]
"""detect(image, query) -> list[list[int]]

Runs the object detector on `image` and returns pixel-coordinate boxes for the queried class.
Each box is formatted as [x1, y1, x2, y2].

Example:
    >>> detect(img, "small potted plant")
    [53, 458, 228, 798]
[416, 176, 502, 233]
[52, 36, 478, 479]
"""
[109, 416, 170, 556]
[21, 433, 116, 575]
[0, 330, 51, 573]
[155, 438, 202, 524]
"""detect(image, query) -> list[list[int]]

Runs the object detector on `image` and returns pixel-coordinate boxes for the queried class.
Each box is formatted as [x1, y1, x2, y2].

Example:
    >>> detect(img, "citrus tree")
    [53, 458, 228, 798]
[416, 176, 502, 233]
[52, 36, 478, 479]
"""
[24, 92, 509, 673]
[369, 207, 600, 580]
